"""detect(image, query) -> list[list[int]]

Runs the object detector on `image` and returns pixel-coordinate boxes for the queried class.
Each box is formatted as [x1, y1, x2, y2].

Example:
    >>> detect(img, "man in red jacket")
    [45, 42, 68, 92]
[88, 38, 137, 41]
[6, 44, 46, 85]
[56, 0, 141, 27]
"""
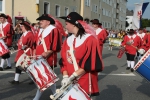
[90, 19, 107, 54]
[121, 29, 142, 72]
[0, 13, 14, 71]
[136, 28, 148, 60]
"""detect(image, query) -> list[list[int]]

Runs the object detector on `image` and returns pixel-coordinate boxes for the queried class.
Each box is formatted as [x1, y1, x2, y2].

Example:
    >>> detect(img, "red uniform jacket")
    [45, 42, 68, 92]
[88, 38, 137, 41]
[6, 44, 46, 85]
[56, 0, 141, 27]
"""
[0, 22, 14, 47]
[137, 32, 148, 46]
[35, 25, 62, 67]
[96, 28, 107, 54]
[61, 34, 104, 96]
[142, 34, 150, 51]
[122, 34, 142, 55]
[15, 31, 34, 62]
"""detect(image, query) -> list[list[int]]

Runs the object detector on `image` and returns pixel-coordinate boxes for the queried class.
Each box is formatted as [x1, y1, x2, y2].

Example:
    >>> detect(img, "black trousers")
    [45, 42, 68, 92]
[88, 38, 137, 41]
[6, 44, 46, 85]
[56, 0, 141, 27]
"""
[126, 53, 135, 61]
[1, 53, 10, 59]
[16, 67, 22, 74]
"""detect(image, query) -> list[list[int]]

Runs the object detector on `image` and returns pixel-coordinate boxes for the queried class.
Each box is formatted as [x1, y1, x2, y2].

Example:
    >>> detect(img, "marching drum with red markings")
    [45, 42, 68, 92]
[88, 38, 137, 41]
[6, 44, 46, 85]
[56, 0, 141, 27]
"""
[16, 53, 32, 71]
[26, 57, 59, 91]
[0, 39, 9, 56]
[50, 83, 91, 100]
[117, 47, 125, 58]
[133, 49, 150, 81]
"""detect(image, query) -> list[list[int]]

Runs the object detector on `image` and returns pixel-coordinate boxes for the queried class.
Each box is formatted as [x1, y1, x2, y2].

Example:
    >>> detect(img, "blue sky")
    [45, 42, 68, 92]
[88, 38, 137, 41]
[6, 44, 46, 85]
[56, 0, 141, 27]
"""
[127, 0, 150, 19]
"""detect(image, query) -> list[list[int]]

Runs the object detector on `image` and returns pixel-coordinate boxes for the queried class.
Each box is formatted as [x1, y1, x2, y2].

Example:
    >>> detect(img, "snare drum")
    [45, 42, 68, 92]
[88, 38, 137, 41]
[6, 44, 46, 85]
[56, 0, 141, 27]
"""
[0, 39, 9, 56]
[16, 53, 31, 71]
[50, 83, 91, 100]
[26, 57, 59, 91]
[133, 49, 150, 81]
[117, 48, 125, 58]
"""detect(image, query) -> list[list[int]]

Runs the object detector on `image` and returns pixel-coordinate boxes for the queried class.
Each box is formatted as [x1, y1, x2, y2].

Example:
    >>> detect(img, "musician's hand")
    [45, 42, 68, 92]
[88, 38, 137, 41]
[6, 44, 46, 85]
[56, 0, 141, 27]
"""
[138, 49, 145, 54]
[61, 72, 78, 86]
[120, 46, 125, 50]
[1, 36, 6, 39]
[61, 75, 69, 86]
[126, 41, 131, 45]
[42, 52, 51, 58]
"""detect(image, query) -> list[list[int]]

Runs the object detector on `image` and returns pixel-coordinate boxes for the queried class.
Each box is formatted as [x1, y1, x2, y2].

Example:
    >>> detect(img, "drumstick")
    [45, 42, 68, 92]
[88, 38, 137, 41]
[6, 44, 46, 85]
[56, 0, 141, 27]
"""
[10, 49, 21, 54]
[131, 45, 138, 50]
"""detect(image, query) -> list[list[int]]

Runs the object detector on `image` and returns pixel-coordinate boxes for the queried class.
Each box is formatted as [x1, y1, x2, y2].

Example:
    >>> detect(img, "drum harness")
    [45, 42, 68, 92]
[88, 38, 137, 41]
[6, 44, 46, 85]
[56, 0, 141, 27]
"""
[69, 41, 92, 97]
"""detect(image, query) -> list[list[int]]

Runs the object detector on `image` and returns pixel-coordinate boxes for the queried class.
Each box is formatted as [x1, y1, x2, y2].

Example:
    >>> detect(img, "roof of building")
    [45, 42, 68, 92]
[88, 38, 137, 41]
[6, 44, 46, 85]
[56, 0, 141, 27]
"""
[126, 9, 134, 16]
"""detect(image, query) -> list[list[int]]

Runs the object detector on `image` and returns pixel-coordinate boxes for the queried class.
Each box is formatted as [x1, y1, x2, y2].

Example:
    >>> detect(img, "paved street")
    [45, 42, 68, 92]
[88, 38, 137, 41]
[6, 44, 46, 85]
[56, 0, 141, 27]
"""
[0, 43, 150, 100]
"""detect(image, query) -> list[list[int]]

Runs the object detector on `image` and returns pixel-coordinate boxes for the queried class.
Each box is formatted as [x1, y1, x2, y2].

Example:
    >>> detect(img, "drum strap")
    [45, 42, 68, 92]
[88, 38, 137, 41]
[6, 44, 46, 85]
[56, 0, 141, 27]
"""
[24, 48, 32, 56]
[41, 31, 55, 71]
[1, 24, 4, 37]
[70, 43, 92, 96]
[41, 37, 47, 52]
[69, 45, 78, 71]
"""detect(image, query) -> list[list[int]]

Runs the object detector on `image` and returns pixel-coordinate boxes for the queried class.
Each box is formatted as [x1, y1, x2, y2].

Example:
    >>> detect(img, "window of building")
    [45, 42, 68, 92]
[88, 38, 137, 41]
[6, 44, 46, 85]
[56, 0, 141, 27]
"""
[99, 14, 101, 20]
[107, 0, 109, 4]
[95, 5, 98, 13]
[55, 5, 60, 17]
[110, 0, 112, 6]
[106, 10, 108, 16]
[44, 2, 50, 14]
[85, 0, 90, 6]
[109, 11, 111, 17]
[65, 7, 69, 16]
[114, 3, 116, 8]
[0, 0, 2, 12]
[99, 0, 101, 9]
[103, 9, 105, 15]
[114, 14, 116, 18]
[105, 22, 107, 28]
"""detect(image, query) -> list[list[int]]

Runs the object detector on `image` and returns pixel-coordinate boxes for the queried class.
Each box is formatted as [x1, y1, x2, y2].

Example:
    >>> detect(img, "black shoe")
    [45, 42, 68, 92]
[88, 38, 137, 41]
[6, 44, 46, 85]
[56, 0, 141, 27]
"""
[131, 68, 134, 72]
[126, 67, 130, 70]
[9, 80, 19, 84]
[4, 66, 12, 69]
[28, 81, 34, 85]
[0, 67, 3, 71]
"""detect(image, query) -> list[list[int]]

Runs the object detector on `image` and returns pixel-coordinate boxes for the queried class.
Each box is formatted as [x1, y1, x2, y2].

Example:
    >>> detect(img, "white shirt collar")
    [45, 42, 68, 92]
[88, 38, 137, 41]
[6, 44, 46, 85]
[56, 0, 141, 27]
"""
[0, 22, 8, 28]
[38, 25, 55, 38]
[23, 31, 30, 37]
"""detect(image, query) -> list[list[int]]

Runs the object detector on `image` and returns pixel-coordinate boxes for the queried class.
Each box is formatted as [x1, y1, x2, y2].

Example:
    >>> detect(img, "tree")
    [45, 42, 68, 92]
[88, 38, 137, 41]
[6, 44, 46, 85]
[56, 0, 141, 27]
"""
[141, 18, 150, 28]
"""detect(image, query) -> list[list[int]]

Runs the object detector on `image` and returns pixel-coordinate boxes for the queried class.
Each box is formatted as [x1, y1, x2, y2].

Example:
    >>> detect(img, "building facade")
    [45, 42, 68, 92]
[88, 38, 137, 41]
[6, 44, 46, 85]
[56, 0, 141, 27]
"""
[83, 0, 127, 30]
[0, 0, 127, 30]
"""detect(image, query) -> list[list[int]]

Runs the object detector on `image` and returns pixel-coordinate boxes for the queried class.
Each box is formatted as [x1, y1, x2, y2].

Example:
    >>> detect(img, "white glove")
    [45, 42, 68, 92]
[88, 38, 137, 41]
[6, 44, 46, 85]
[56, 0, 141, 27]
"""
[138, 49, 145, 55]
[61, 72, 78, 86]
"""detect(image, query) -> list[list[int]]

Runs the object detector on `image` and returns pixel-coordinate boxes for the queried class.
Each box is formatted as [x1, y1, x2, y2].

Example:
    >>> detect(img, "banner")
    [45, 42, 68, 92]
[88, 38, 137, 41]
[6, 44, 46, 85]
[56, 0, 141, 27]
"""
[132, 2, 149, 29]
[132, 3, 143, 30]
[109, 38, 123, 47]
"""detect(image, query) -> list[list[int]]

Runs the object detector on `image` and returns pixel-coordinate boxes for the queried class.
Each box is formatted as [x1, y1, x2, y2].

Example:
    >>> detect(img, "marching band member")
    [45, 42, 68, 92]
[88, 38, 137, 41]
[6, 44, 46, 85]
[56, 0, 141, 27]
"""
[33, 14, 62, 100]
[136, 28, 148, 60]
[0, 13, 14, 71]
[138, 32, 150, 54]
[9, 21, 34, 84]
[59, 12, 104, 97]
[90, 19, 107, 54]
[121, 29, 142, 72]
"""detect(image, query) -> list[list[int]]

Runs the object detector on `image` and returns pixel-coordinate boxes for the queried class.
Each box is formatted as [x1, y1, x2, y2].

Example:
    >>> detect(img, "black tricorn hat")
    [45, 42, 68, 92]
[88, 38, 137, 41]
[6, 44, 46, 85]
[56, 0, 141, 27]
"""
[59, 12, 83, 27]
[0, 13, 8, 19]
[36, 14, 55, 24]
[128, 29, 134, 34]
[90, 19, 102, 26]
[20, 21, 31, 29]
[139, 28, 143, 30]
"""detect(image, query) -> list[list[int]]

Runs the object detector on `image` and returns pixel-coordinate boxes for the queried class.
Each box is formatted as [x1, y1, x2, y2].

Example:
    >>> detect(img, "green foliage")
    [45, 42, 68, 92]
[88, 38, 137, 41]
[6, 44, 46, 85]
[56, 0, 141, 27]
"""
[141, 18, 150, 28]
